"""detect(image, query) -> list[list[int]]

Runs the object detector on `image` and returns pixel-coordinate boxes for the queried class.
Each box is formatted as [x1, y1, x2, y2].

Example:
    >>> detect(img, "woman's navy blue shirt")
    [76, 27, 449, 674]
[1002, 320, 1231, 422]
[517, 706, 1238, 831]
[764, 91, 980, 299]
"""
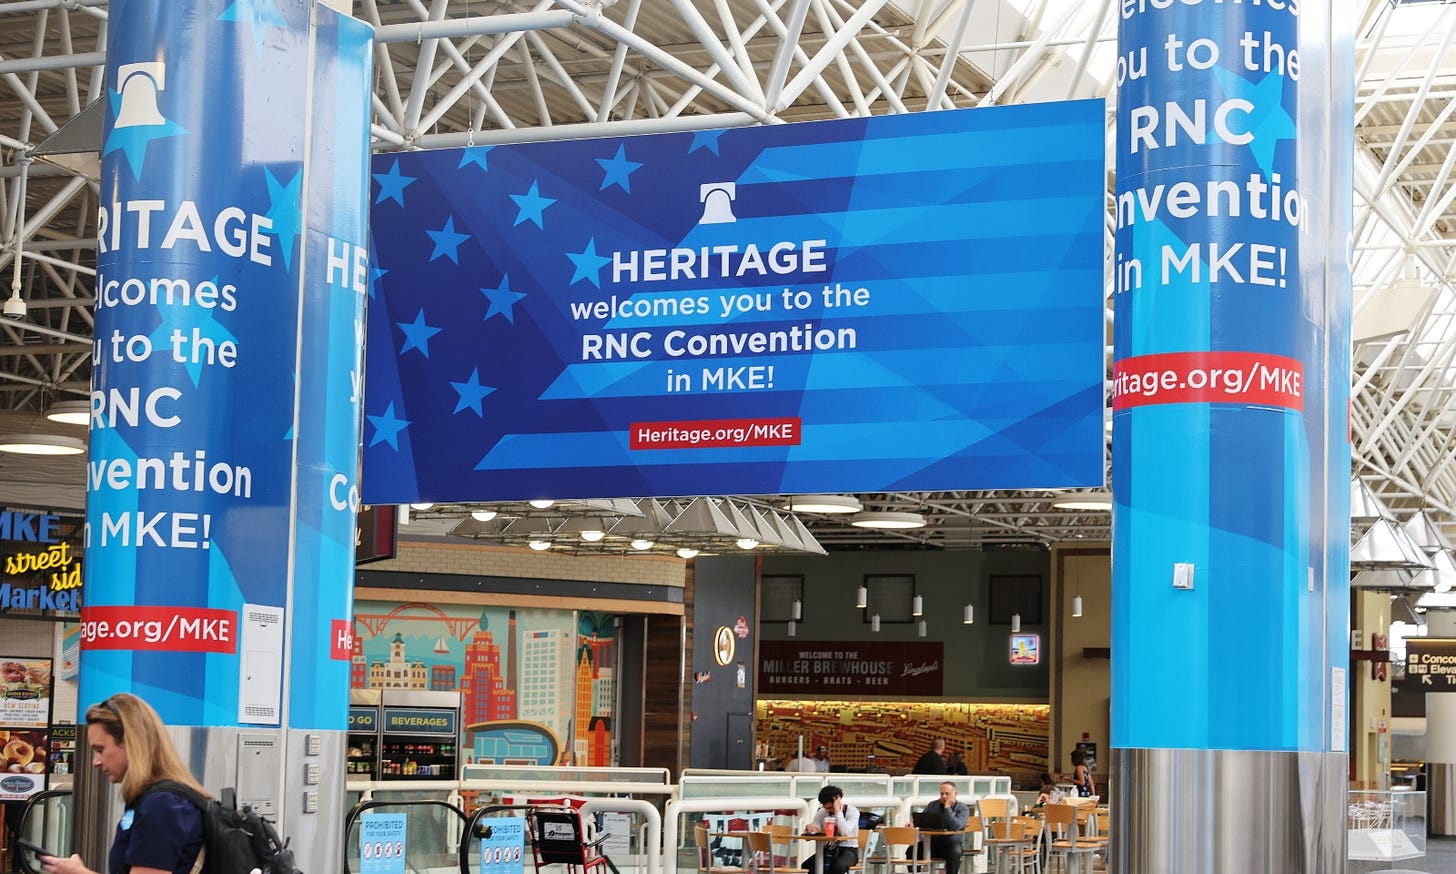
[109, 788, 204, 874]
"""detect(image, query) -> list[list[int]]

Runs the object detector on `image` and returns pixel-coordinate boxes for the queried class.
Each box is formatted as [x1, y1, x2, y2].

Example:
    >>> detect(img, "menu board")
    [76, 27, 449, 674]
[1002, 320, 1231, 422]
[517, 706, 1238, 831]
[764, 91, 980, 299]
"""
[0, 655, 53, 800]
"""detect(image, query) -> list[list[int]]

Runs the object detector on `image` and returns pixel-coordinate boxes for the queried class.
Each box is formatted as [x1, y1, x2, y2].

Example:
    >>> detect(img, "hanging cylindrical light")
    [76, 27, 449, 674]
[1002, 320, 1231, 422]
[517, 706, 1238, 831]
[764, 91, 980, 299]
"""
[918, 620, 927, 638]
[1011, 613, 1022, 633]
[792, 599, 803, 621]
[912, 594, 924, 617]
[963, 604, 974, 624]
[787, 620, 797, 638]
[856, 585, 868, 608]
[871, 614, 881, 633]
[1072, 595, 1084, 618]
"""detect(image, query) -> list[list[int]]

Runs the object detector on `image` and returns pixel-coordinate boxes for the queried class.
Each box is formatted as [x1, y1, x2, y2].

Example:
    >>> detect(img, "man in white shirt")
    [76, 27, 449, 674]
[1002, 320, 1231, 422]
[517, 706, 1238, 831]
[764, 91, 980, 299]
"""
[811, 745, 832, 772]
[802, 785, 859, 874]
[786, 749, 817, 772]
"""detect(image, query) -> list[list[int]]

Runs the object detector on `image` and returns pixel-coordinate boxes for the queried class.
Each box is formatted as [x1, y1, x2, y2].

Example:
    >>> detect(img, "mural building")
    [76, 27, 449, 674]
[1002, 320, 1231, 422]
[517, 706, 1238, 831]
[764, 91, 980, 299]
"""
[352, 601, 617, 765]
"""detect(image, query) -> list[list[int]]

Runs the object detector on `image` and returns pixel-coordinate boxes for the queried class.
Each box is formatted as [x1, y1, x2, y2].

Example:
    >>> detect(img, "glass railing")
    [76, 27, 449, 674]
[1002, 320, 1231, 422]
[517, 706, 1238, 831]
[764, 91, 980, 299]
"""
[1348, 789, 1427, 869]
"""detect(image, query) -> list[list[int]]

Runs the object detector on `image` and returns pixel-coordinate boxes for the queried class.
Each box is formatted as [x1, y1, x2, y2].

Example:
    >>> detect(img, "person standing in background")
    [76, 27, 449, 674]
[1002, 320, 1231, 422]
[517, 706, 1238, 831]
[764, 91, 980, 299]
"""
[945, 750, 969, 775]
[1071, 749, 1096, 798]
[912, 738, 948, 775]
[786, 746, 817, 772]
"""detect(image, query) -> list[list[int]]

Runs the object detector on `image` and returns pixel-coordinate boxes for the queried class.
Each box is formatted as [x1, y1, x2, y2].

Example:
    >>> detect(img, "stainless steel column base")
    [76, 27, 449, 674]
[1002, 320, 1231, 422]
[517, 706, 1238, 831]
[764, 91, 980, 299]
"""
[1111, 747, 1347, 873]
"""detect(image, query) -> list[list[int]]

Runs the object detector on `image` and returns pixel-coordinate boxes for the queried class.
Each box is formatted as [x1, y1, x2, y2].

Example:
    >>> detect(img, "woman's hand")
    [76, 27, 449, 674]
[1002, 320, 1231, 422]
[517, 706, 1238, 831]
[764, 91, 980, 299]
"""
[40, 854, 94, 874]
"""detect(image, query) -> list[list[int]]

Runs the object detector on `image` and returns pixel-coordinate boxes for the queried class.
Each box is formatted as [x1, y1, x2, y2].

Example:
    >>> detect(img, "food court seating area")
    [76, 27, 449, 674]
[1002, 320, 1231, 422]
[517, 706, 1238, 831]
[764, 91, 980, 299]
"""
[335, 766, 1117, 874]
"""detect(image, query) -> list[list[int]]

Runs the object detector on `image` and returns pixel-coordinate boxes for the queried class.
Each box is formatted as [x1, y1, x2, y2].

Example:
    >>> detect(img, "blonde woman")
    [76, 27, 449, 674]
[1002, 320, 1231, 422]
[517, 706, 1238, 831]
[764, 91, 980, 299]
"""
[41, 693, 207, 874]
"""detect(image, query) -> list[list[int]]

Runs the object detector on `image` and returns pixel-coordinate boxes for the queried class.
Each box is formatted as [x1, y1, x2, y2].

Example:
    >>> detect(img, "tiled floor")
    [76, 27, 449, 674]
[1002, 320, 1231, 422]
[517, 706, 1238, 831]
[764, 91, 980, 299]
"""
[1421, 835, 1456, 871]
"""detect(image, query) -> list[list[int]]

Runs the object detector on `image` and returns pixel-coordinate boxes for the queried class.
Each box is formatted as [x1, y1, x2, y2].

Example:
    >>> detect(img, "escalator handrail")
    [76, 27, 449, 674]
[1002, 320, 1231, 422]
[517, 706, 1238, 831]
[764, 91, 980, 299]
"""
[457, 804, 542, 874]
[341, 798, 467, 874]
[14, 789, 74, 874]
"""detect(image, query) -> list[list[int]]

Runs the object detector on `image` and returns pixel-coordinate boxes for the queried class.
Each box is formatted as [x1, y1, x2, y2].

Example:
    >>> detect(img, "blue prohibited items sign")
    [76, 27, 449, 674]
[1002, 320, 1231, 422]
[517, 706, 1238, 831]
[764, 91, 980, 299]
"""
[361, 813, 407, 874]
[479, 816, 526, 874]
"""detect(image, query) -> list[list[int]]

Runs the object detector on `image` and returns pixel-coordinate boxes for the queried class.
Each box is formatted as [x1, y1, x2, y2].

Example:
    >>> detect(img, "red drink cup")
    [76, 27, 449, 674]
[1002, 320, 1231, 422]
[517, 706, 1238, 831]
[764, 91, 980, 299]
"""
[824, 822, 836, 838]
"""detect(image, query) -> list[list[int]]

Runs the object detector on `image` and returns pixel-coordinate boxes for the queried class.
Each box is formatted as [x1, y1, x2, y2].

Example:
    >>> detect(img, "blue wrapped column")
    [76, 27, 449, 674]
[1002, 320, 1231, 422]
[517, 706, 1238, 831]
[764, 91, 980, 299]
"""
[1111, 0, 1354, 869]
[83, 3, 371, 871]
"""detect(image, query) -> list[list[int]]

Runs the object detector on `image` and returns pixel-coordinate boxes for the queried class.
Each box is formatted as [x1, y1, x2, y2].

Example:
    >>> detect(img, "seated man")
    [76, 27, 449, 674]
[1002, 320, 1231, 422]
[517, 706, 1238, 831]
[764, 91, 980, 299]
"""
[913, 782, 970, 874]
[802, 785, 859, 874]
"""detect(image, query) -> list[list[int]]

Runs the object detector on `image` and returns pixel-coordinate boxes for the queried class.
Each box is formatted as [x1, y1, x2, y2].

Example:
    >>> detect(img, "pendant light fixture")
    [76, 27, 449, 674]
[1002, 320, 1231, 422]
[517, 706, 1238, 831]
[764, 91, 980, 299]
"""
[787, 620, 797, 638]
[912, 594, 924, 617]
[856, 585, 868, 609]
[792, 599, 803, 621]
[917, 620, 927, 638]
[963, 604, 974, 624]
[1011, 613, 1022, 633]
[1071, 557, 1084, 618]
[871, 614, 881, 633]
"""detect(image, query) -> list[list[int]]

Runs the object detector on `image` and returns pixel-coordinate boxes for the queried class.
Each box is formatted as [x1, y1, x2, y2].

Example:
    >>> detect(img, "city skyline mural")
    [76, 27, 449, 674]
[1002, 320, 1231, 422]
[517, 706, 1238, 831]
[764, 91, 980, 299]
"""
[352, 601, 618, 765]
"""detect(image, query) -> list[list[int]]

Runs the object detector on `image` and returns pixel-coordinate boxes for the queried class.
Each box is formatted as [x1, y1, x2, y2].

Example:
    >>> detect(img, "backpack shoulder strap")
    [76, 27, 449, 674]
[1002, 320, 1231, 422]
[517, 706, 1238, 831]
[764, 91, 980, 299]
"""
[139, 780, 210, 874]
[142, 779, 213, 811]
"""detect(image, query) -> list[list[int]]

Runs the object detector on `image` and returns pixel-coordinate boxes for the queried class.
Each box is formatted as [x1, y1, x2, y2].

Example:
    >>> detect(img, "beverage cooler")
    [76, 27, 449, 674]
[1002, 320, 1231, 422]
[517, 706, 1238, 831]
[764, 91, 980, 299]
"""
[378, 689, 460, 779]
[346, 688, 381, 779]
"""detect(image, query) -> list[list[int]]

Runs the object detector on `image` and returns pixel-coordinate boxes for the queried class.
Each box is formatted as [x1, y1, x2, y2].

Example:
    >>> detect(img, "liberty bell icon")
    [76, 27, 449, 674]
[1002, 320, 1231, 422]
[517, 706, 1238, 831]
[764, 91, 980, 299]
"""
[698, 182, 738, 225]
[115, 62, 167, 129]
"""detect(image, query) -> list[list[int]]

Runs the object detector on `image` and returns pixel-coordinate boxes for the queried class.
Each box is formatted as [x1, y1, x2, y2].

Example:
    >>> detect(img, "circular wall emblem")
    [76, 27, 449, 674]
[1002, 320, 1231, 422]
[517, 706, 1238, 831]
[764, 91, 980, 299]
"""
[713, 626, 735, 665]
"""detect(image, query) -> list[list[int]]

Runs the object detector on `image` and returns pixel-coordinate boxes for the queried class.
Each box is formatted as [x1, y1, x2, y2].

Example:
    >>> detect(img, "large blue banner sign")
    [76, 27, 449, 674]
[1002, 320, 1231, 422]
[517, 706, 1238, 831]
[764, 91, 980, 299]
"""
[363, 102, 1106, 503]
[84, 1, 369, 729]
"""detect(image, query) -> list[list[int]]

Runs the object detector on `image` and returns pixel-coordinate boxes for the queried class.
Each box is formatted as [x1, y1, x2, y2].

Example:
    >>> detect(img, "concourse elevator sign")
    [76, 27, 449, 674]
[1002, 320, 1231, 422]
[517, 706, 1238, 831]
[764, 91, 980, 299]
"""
[1403, 638, 1456, 691]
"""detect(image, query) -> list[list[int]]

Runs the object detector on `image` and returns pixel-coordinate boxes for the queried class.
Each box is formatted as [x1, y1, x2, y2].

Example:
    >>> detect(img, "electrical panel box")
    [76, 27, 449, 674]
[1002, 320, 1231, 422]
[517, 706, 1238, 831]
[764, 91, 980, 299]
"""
[236, 733, 280, 817]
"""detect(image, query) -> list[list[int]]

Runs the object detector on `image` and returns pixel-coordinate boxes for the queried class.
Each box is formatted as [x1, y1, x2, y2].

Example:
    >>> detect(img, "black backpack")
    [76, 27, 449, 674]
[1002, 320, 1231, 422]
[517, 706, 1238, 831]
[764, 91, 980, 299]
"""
[142, 780, 297, 874]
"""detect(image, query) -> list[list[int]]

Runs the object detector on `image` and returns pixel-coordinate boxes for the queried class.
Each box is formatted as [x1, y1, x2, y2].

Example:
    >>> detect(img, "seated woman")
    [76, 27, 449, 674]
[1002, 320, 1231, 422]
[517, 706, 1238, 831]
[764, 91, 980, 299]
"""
[1036, 773, 1065, 807]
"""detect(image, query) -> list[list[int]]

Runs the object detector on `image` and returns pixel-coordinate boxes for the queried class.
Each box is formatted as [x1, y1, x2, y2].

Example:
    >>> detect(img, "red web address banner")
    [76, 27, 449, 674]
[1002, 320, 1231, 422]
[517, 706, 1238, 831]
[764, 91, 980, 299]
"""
[1112, 351, 1303, 411]
[79, 605, 238, 654]
[630, 417, 802, 449]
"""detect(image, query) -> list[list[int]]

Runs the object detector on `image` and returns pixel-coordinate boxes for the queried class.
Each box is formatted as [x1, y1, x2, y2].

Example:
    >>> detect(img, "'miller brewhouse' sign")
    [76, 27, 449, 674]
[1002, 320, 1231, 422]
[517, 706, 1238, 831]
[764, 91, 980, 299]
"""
[758, 640, 944, 695]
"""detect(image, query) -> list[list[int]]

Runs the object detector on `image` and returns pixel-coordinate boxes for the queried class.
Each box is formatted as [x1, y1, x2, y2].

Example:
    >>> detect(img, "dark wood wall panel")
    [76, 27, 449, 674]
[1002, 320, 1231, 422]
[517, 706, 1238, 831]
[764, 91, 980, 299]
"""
[641, 611, 687, 777]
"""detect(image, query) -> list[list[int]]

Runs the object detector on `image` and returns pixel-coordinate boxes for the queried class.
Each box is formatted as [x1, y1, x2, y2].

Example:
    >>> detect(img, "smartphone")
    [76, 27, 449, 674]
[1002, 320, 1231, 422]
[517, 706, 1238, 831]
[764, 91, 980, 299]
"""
[16, 838, 57, 858]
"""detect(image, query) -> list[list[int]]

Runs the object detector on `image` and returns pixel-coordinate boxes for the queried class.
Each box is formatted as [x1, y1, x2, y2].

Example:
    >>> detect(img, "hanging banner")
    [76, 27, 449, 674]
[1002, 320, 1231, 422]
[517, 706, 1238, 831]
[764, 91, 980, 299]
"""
[364, 101, 1106, 503]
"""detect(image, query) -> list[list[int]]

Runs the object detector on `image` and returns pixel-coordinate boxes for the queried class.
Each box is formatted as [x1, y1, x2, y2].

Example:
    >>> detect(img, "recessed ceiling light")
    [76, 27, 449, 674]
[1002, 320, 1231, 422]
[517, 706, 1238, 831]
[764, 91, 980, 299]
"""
[784, 494, 863, 514]
[0, 434, 85, 455]
[850, 511, 926, 529]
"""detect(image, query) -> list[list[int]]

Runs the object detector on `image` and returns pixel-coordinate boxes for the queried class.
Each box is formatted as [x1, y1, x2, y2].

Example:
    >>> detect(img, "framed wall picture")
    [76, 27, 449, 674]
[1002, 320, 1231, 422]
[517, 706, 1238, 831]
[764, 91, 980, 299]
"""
[761, 575, 804, 623]
[989, 575, 1042, 625]
[863, 574, 916, 623]
[1010, 634, 1041, 665]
